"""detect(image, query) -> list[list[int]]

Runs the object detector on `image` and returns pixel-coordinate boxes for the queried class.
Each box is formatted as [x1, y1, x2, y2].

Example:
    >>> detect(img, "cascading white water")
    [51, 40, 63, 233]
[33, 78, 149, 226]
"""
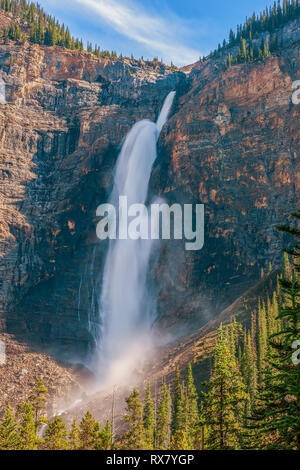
[92, 91, 175, 381]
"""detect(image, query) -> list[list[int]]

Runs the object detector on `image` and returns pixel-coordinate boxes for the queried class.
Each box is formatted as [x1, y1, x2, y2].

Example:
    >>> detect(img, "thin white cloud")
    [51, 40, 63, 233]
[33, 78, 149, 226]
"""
[74, 0, 201, 65]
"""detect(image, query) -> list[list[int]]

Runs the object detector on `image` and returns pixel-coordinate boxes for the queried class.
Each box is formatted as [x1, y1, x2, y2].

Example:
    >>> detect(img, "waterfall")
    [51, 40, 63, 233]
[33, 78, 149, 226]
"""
[92, 91, 176, 381]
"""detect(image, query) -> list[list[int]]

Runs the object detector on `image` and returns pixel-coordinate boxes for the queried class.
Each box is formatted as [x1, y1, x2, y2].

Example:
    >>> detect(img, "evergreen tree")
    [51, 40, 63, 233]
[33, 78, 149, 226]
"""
[69, 419, 81, 450]
[226, 317, 243, 355]
[203, 326, 247, 449]
[17, 401, 38, 450]
[156, 379, 171, 450]
[185, 363, 198, 448]
[43, 415, 69, 450]
[171, 366, 186, 436]
[28, 376, 48, 431]
[257, 300, 268, 381]
[170, 429, 189, 450]
[0, 0, 126, 57]
[143, 381, 155, 449]
[195, 402, 209, 450]
[239, 37, 247, 61]
[0, 404, 20, 450]
[229, 28, 235, 44]
[249, 211, 300, 449]
[4, 0, 298, 63]
[227, 53, 232, 67]
[64, 26, 72, 49]
[79, 410, 100, 450]
[121, 389, 146, 450]
[96, 421, 113, 450]
[283, 250, 292, 278]
[243, 330, 258, 404]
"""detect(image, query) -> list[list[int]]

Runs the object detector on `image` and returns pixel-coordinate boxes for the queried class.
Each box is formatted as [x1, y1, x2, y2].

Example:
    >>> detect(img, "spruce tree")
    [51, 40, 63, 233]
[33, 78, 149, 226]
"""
[0, 404, 20, 450]
[156, 379, 171, 450]
[243, 330, 258, 404]
[79, 410, 100, 450]
[43, 415, 69, 450]
[96, 421, 113, 450]
[170, 429, 189, 450]
[195, 402, 209, 450]
[171, 366, 186, 436]
[185, 363, 198, 448]
[203, 326, 247, 449]
[69, 419, 81, 450]
[17, 401, 38, 450]
[143, 381, 155, 449]
[121, 389, 146, 450]
[29, 376, 48, 431]
[257, 300, 268, 381]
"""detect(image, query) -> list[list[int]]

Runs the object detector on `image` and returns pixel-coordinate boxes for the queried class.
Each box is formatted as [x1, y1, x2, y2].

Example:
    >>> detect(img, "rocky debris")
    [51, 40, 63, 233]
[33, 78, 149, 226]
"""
[0, 332, 83, 417]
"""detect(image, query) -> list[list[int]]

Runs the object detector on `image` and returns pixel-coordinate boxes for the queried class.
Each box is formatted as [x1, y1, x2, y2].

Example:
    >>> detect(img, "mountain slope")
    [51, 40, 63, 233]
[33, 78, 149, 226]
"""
[0, 7, 299, 363]
[152, 17, 299, 333]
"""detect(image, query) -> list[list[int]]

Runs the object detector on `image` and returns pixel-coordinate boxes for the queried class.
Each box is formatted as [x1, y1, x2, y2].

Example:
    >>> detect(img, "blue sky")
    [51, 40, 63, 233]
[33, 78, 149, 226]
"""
[37, 0, 274, 66]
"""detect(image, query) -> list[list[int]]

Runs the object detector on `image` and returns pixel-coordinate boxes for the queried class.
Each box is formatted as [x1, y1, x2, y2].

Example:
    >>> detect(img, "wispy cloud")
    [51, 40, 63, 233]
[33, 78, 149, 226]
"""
[74, 0, 201, 65]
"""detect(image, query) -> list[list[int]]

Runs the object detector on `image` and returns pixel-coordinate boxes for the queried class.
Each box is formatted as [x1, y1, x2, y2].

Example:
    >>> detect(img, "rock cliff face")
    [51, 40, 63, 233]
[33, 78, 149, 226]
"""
[153, 18, 300, 332]
[0, 8, 299, 362]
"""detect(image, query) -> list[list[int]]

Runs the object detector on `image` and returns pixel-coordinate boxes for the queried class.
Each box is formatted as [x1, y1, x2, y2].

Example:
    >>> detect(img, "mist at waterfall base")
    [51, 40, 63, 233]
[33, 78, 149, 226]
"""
[89, 91, 176, 388]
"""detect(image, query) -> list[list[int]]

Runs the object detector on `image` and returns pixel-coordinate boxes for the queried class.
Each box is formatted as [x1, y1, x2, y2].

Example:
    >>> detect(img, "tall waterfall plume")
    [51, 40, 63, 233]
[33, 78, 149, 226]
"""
[92, 91, 176, 383]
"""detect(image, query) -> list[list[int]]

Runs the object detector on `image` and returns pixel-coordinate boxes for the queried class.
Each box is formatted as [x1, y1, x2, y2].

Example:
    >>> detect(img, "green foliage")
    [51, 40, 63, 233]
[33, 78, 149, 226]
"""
[78, 410, 100, 450]
[219, 0, 300, 67]
[243, 330, 258, 404]
[257, 299, 268, 381]
[170, 429, 189, 449]
[0, 1, 99, 55]
[156, 379, 171, 449]
[69, 419, 81, 450]
[194, 403, 209, 450]
[17, 401, 38, 450]
[0, 404, 20, 450]
[43, 415, 69, 450]
[143, 381, 155, 449]
[28, 376, 48, 431]
[171, 366, 186, 436]
[248, 211, 300, 449]
[0, 211, 298, 451]
[2, 1, 299, 67]
[0, 378, 112, 451]
[0, 0, 168, 64]
[121, 388, 146, 450]
[185, 363, 199, 448]
[96, 420, 113, 450]
[64, 414, 112, 450]
[202, 326, 247, 449]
